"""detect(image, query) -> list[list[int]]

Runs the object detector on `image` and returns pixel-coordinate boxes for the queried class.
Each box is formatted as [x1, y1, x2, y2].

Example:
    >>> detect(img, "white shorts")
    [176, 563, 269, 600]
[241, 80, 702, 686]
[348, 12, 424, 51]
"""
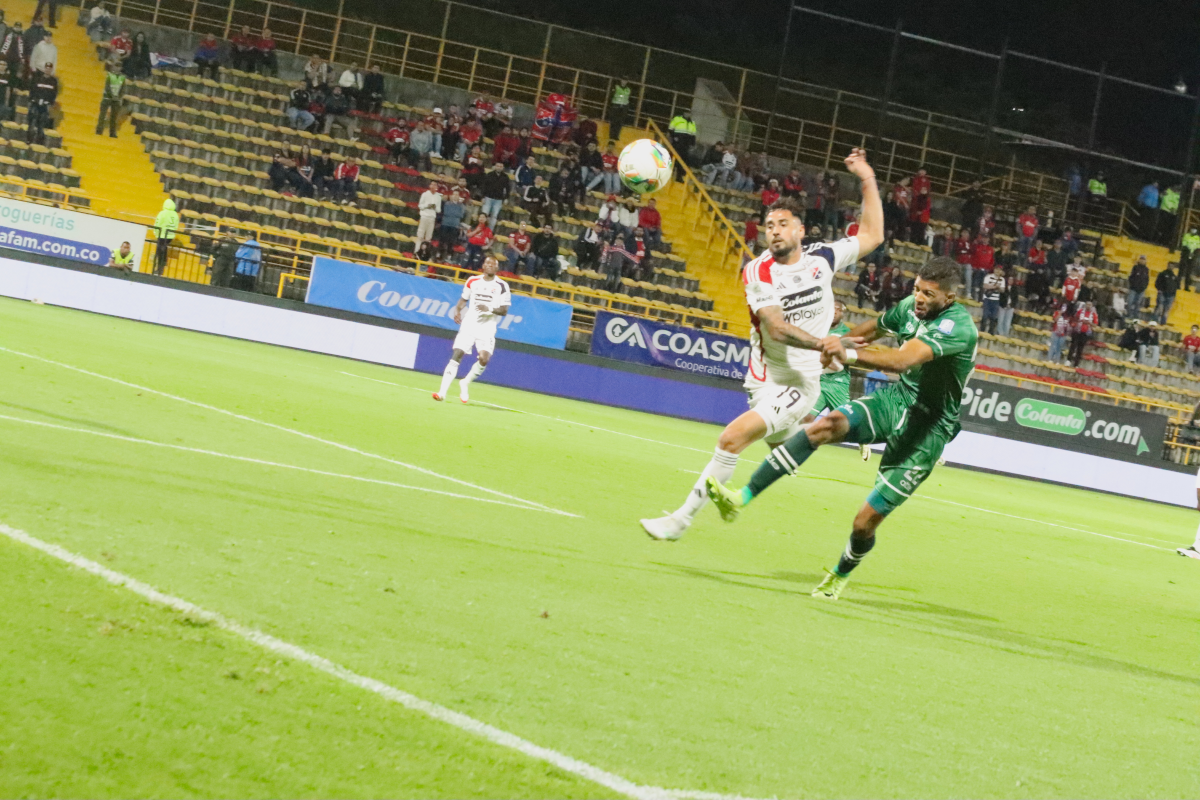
[746, 379, 821, 445]
[452, 322, 495, 356]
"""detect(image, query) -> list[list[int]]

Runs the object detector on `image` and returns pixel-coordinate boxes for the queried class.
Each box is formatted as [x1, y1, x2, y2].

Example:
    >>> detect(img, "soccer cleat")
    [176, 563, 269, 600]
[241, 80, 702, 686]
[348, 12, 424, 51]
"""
[859, 443, 871, 461]
[705, 477, 744, 522]
[460, 386, 470, 404]
[1177, 546, 1200, 560]
[640, 513, 688, 541]
[811, 568, 850, 600]
[431, 392, 444, 402]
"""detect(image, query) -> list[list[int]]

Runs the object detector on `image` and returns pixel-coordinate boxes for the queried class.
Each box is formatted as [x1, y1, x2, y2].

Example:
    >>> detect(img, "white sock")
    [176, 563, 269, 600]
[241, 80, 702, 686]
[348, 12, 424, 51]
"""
[460, 361, 487, 387]
[438, 359, 460, 397]
[674, 447, 740, 522]
[1193, 518, 1200, 549]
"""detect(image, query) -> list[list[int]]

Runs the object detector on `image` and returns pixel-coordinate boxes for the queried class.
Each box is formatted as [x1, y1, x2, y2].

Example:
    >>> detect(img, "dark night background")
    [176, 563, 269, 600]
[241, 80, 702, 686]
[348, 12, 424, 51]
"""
[329, 0, 1200, 183]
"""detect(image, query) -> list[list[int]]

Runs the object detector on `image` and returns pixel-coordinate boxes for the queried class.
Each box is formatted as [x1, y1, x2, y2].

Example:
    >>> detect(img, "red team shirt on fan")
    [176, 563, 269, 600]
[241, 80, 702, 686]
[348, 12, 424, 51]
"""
[1018, 213, 1039, 238]
[1063, 273, 1082, 302]
[601, 153, 619, 172]
[509, 230, 531, 255]
[1185, 334, 1200, 353]
[1074, 306, 1098, 334]
[742, 239, 861, 389]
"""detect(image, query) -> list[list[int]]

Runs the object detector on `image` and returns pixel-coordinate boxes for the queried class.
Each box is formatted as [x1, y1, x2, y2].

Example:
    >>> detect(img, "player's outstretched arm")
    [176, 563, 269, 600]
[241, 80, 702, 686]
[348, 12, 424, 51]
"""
[757, 305, 823, 350]
[845, 148, 884, 256]
[828, 338, 935, 374]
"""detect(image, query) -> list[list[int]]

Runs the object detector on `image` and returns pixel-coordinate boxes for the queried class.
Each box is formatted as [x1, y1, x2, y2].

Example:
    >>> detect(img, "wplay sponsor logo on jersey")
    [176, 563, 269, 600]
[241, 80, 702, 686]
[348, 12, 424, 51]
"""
[306, 257, 573, 349]
[960, 384, 1162, 461]
[591, 311, 750, 380]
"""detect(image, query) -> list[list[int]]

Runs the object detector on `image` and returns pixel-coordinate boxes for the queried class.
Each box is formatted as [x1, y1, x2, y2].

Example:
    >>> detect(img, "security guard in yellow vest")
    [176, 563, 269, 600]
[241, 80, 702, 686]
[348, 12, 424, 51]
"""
[1181, 226, 1199, 291]
[609, 78, 632, 140]
[108, 241, 135, 271]
[668, 110, 697, 176]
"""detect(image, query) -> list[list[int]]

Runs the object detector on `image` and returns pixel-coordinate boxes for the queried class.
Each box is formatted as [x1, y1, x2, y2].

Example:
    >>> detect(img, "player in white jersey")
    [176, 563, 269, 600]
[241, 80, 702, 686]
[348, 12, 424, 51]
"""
[433, 256, 511, 404]
[641, 148, 883, 541]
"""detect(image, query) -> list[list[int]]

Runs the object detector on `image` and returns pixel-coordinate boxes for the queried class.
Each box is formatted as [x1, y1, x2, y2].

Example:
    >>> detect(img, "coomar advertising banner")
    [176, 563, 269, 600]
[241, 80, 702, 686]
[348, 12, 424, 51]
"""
[959, 381, 1166, 463]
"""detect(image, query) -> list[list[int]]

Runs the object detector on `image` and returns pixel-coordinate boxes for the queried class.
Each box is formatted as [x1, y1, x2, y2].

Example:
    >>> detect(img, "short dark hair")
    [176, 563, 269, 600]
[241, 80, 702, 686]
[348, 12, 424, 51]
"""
[765, 196, 805, 221]
[917, 256, 961, 292]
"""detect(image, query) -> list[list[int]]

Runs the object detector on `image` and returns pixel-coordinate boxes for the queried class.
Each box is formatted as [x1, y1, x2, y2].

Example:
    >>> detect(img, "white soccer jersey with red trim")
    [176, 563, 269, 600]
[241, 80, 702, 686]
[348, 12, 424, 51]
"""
[460, 275, 511, 334]
[742, 238, 860, 389]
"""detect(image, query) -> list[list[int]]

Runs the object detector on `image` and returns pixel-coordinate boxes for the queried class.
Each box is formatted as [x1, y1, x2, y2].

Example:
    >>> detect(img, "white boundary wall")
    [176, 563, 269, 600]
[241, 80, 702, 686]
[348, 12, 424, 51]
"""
[0, 257, 1194, 507]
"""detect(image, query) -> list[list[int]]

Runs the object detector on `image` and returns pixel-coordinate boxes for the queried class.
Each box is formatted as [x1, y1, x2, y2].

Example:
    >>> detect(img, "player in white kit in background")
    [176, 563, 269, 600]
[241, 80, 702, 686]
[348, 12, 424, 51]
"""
[641, 148, 884, 541]
[434, 255, 511, 404]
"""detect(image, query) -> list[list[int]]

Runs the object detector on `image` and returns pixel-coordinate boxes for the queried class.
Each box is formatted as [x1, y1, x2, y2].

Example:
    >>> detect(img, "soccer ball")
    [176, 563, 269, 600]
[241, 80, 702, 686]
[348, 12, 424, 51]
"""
[618, 139, 673, 195]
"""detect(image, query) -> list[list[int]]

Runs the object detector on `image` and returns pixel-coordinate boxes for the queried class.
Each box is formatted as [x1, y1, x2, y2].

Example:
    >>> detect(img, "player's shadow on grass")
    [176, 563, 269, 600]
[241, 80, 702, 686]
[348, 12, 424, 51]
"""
[0, 400, 142, 437]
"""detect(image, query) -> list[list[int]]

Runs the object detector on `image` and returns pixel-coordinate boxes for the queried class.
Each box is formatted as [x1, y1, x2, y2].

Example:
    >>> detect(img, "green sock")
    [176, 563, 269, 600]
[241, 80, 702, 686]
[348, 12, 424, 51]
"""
[745, 430, 816, 501]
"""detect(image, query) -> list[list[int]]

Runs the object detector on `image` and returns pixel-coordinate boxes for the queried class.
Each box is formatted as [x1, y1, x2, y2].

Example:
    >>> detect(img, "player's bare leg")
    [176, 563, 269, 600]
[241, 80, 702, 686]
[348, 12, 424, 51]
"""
[434, 347, 466, 401]
[459, 350, 490, 404]
[641, 409, 771, 541]
[1177, 487, 1200, 560]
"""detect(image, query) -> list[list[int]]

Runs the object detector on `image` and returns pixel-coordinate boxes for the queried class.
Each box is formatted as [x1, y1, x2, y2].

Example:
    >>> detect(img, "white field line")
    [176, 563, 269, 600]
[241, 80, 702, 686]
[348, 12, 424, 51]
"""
[0, 347, 577, 519]
[0, 414, 569, 516]
[0, 523, 765, 800]
[341, 370, 1176, 552]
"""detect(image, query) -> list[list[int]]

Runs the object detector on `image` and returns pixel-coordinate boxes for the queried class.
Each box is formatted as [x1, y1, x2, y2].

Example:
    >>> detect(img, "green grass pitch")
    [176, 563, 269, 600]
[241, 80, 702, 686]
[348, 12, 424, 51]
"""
[2, 295, 1199, 799]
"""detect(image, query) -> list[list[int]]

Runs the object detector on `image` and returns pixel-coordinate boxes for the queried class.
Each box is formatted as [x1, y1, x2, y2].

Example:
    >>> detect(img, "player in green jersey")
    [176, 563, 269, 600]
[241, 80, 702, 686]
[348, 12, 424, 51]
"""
[804, 300, 871, 462]
[707, 257, 977, 599]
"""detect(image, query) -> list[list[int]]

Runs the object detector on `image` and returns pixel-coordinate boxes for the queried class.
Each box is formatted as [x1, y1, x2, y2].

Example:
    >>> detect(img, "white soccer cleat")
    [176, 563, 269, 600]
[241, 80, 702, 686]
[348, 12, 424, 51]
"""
[431, 392, 444, 402]
[1177, 546, 1200, 560]
[641, 513, 688, 541]
[460, 386, 470, 404]
[859, 444, 871, 461]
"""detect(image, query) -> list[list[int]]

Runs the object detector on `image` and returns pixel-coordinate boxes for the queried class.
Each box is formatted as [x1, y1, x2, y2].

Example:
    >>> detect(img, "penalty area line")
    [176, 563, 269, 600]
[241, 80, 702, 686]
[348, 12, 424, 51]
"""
[0, 414, 570, 516]
[0, 346, 578, 519]
[0, 523, 764, 800]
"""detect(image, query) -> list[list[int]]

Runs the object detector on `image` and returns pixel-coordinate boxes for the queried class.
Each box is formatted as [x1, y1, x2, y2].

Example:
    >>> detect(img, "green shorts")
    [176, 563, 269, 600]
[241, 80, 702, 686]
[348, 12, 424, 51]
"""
[835, 384, 955, 514]
[815, 376, 850, 416]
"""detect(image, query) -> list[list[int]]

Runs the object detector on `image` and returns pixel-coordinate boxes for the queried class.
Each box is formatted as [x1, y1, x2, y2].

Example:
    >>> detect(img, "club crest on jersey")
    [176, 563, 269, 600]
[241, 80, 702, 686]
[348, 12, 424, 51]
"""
[938, 318, 956, 334]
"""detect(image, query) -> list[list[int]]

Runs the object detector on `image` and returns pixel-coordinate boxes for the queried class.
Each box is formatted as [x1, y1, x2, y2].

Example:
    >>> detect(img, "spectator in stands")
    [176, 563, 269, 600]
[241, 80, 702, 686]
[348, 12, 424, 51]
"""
[478, 162, 509, 231]
[910, 166, 930, 196]
[322, 86, 357, 140]
[94, 60, 124, 137]
[504, 221, 533, 273]
[109, 28, 131, 63]
[122, 31, 150, 80]
[208, 233, 237, 287]
[1061, 265, 1082, 305]
[1023, 247, 1051, 314]
[997, 265, 1018, 336]
[26, 62, 56, 145]
[463, 217, 494, 270]
[151, 198, 178, 275]
[1138, 320, 1161, 367]
[1059, 225, 1079, 259]
[30, 29, 55, 72]
[577, 140, 602, 186]
[624, 227, 651, 281]
[283, 80, 314, 131]
[457, 115, 483, 163]
[597, 195, 620, 229]
[437, 190, 466, 262]
[231, 237, 261, 291]
[311, 148, 335, 196]
[572, 115, 598, 150]
[1068, 301, 1098, 367]
[531, 224, 560, 279]
[703, 145, 738, 189]
[337, 62, 362, 108]
[360, 64, 384, 114]
[1155, 263, 1178, 323]
[415, 180, 442, 248]
[0, 50, 12, 121]
[491, 125, 520, 169]
[408, 121, 433, 171]
[759, 178, 780, 218]
[980, 266, 1004, 334]
[549, 166, 580, 216]
[667, 110, 696, 171]
[1127, 254, 1150, 317]
[330, 155, 360, 205]
[1048, 308, 1071, 363]
[1015, 205, 1038, 261]
[303, 55, 329, 88]
[383, 120, 410, 166]
[744, 216, 760, 255]
[1137, 180, 1160, 241]
[617, 197, 641, 238]
[782, 167, 803, 200]
[0, 21, 24, 87]
[822, 173, 842, 233]
[461, 145, 485, 194]
[513, 126, 534, 164]
[609, 77, 631, 140]
[575, 222, 604, 270]
[908, 187, 930, 244]
[802, 224, 824, 249]
[855, 262, 879, 309]
[293, 146, 316, 198]
[950, 228, 973, 298]
[194, 32, 220, 80]
[25, 17, 47, 51]
[1182, 227, 1200, 292]
[86, 3, 115, 41]
[268, 149, 300, 194]
[256, 29, 277, 76]
[974, 205, 995, 240]
[588, 143, 621, 195]
[1045, 238, 1067, 287]
[34, 0, 58, 29]
[1184, 325, 1200, 373]
[107, 241, 134, 271]
[1117, 319, 1140, 362]
[522, 175, 550, 228]
[513, 154, 536, 193]
[886, 176, 911, 241]
[639, 198, 663, 253]
[230, 25, 256, 72]
[955, 181, 981, 230]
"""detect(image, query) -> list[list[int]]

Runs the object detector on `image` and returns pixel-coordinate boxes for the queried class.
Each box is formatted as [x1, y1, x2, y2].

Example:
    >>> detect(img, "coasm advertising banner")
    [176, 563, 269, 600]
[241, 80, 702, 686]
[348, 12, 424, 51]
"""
[589, 310, 751, 381]
[959, 381, 1166, 463]
[0, 196, 147, 269]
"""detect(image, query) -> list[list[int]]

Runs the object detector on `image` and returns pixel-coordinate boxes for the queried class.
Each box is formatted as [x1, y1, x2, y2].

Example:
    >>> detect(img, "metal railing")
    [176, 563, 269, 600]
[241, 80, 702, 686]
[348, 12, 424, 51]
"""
[98, 0, 1111, 229]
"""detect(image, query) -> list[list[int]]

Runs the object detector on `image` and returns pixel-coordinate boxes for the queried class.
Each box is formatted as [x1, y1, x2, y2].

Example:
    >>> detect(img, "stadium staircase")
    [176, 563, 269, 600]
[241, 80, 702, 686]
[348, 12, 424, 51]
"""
[13, 0, 167, 226]
[1099, 234, 1200, 332]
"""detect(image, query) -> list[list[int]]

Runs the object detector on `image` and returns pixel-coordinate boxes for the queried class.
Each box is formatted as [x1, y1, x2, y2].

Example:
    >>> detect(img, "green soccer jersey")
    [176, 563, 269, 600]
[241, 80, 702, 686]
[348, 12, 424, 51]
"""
[820, 322, 852, 391]
[876, 296, 978, 431]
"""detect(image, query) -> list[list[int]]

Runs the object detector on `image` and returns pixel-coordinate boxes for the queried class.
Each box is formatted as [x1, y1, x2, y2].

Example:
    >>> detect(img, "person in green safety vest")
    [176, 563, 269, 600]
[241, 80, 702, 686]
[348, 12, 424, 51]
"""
[609, 77, 631, 141]
[152, 198, 179, 276]
[1181, 225, 1199, 292]
[1160, 184, 1181, 247]
[1085, 171, 1107, 220]
[667, 110, 697, 177]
